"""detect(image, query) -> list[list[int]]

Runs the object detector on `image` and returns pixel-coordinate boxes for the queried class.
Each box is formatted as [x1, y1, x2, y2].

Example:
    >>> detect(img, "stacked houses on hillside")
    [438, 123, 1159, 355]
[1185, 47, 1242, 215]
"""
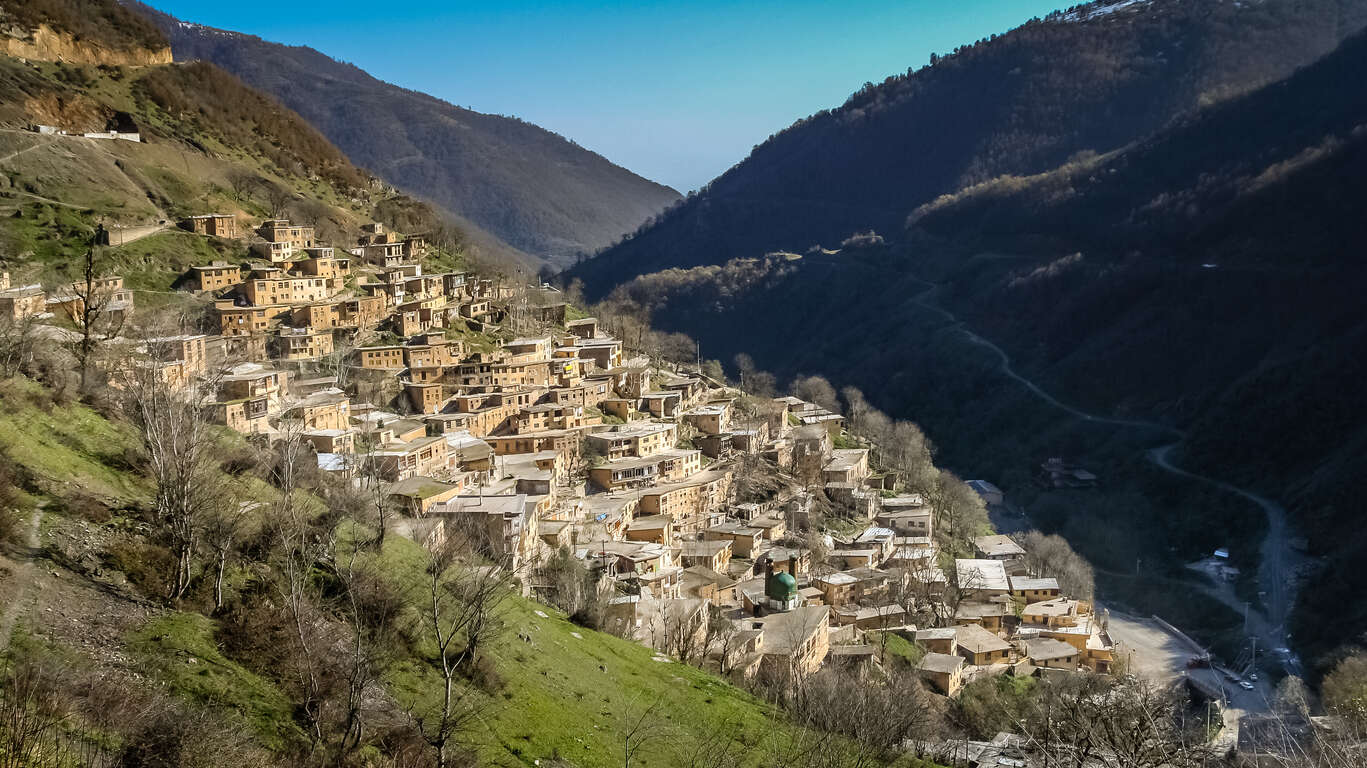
[146, 211, 1115, 689]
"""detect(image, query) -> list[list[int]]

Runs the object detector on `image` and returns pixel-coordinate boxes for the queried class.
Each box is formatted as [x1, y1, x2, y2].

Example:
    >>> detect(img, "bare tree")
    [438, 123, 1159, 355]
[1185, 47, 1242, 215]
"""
[64, 226, 127, 393]
[267, 419, 335, 751]
[122, 340, 219, 600]
[621, 696, 670, 768]
[264, 183, 296, 219]
[202, 496, 254, 613]
[329, 534, 404, 766]
[792, 375, 839, 413]
[926, 470, 989, 557]
[1015, 529, 1096, 602]
[225, 168, 259, 204]
[411, 516, 515, 768]
[652, 599, 711, 665]
[1022, 673, 1206, 768]
[0, 313, 39, 378]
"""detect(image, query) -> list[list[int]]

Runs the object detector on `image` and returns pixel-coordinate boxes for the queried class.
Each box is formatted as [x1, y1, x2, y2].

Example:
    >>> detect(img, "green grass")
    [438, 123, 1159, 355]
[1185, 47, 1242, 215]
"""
[366, 533, 817, 768]
[126, 613, 302, 751]
[871, 631, 925, 668]
[832, 432, 861, 450]
[107, 229, 249, 293]
[0, 202, 96, 277]
[0, 377, 148, 504]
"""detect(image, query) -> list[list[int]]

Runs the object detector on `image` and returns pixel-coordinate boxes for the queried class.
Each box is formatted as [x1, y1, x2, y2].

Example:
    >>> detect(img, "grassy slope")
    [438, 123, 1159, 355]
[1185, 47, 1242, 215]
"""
[0, 55, 467, 291]
[0, 381, 864, 767]
[371, 533, 799, 768]
[0, 377, 148, 505]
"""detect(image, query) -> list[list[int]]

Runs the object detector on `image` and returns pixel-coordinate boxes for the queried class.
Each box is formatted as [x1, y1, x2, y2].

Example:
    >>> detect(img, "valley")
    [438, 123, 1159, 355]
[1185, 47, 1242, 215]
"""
[1, 0, 1366, 766]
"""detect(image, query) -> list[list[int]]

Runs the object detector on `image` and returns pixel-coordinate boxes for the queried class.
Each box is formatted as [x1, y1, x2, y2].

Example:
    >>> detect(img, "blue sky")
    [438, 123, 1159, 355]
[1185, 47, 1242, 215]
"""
[153, 0, 1067, 192]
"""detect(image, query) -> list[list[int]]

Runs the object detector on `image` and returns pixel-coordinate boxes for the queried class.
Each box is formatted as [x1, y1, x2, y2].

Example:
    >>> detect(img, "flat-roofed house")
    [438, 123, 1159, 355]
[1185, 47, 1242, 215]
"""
[1021, 597, 1088, 628]
[625, 514, 673, 546]
[274, 328, 334, 361]
[974, 534, 1026, 563]
[823, 449, 870, 485]
[919, 652, 966, 696]
[682, 402, 731, 435]
[679, 539, 732, 572]
[954, 559, 1011, 599]
[190, 261, 243, 292]
[244, 276, 333, 305]
[915, 627, 959, 656]
[219, 364, 290, 413]
[0, 284, 47, 320]
[1010, 576, 1061, 602]
[955, 623, 1012, 666]
[704, 522, 762, 558]
[372, 435, 450, 482]
[257, 219, 314, 248]
[752, 606, 830, 680]
[589, 449, 702, 492]
[584, 422, 677, 459]
[145, 334, 208, 379]
[357, 345, 407, 370]
[1027, 638, 1081, 671]
[283, 389, 350, 431]
[181, 214, 237, 238]
[218, 303, 289, 336]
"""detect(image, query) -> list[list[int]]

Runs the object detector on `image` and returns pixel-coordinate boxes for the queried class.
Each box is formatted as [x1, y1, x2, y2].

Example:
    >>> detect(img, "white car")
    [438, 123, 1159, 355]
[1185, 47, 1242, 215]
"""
[1239, 681, 1255, 690]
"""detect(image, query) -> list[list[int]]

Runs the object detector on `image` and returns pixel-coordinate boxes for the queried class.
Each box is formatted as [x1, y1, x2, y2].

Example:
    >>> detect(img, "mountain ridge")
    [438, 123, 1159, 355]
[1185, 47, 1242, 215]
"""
[566, 0, 1367, 297]
[593, 23, 1367, 675]
[129, 1, 682, 269]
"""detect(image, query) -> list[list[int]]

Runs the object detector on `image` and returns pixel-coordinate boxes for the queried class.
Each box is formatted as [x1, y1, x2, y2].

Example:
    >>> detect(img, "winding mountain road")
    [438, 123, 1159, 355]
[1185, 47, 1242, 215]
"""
[906, 278, 1301, 676]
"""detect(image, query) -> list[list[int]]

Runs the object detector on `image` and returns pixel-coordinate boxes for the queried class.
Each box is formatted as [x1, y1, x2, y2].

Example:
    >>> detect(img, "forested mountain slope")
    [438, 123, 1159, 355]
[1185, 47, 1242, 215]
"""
[567, 0, 1367, 297]
[602, 27, 1367, 674]
[131, 2, 681, 269]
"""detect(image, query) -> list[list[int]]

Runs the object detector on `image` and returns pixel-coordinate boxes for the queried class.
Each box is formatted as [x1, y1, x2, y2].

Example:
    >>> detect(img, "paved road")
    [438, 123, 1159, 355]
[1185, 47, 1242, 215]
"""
[906, 278, 1301, 677]
[1106, 609, 1277, 749]
[1151, 444, 1303, 677]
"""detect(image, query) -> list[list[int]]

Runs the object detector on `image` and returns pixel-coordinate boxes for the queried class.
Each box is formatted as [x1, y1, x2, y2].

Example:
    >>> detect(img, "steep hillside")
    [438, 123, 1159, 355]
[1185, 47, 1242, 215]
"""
[567, 0, 1367, 297]
[0, 9, 877, 764]
[0, 375, 875, 768]
[131, 2, 681, 268]
[0, 29, 476, 291]
[0, 0, 172, 65]
[600, 27, 1367, 673]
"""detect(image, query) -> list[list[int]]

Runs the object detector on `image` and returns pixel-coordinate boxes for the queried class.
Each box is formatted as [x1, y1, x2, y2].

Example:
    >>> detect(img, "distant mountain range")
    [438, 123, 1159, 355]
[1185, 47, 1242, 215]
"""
[566, 0, 1367, 296]
[129, 2, 680, 270]
[595, 6, 1367, 674]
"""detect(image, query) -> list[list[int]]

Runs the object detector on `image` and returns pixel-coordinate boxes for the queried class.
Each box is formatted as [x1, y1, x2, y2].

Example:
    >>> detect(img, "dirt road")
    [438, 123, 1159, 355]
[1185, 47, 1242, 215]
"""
[0, 509, 42, 655]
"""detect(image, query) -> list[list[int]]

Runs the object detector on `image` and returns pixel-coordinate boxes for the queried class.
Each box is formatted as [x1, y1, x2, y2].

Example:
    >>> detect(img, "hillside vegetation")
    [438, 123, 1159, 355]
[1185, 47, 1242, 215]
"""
[0, 48, 474, 291]
[0, 371, 887, 768]
[566, 0, 1367, 297]
[590, 26, 1367, 676]
[130, 1, 681, 269]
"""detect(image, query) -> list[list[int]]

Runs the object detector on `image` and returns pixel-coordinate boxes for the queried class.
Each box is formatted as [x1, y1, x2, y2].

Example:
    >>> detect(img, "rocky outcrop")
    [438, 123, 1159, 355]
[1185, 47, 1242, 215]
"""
[22, 92, 112, 133]
[1, 25, 171, 67]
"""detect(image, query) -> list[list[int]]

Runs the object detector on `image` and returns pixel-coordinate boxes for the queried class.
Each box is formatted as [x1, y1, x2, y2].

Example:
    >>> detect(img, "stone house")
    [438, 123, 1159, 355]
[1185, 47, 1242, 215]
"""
[190, 261, 243, 292]
[180, 214, 237, 238]
[919, 652, 966, 696]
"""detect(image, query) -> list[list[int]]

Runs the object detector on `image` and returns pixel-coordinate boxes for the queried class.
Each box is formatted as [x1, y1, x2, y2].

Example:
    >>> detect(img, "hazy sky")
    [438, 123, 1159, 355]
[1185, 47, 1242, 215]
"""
[153, 0, 1067, 192]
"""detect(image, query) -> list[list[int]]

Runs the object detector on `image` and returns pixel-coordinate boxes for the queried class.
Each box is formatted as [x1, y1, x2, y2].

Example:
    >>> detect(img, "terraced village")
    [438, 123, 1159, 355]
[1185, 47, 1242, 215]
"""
[4, 204, 1135, 760]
